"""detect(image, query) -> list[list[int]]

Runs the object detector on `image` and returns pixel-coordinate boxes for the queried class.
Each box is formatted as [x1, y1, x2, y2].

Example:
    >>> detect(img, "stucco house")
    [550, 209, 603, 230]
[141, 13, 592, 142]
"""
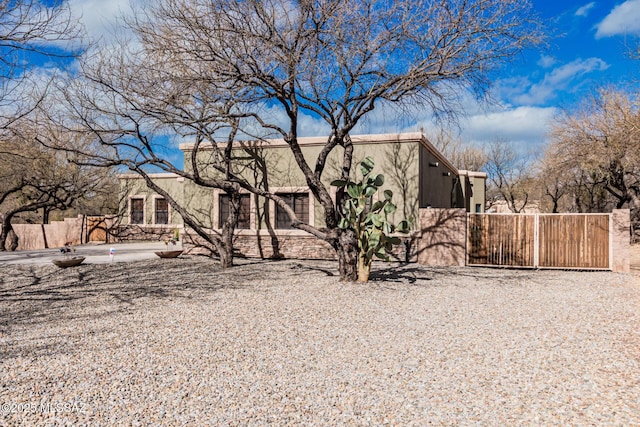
[118, 132, 486, 259]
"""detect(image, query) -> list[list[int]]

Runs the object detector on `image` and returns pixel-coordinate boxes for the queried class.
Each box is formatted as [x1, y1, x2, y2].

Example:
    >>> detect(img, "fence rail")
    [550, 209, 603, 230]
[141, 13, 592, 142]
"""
[467, 213, 611, 270]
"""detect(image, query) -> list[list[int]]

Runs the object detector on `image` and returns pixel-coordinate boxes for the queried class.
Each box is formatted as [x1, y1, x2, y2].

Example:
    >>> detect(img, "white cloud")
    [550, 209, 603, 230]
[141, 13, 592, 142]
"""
[346, 94, 558, 154]
[500, 58, 608, 105]
[596, 0, 640, 38]
[298, 113, 332, 136]
[461, 106, 558, 150]
[575, 2, 596, 17]
[156, 92, 556, 162]
[537, 55, 557, 68]
[67, 0, 141, 45]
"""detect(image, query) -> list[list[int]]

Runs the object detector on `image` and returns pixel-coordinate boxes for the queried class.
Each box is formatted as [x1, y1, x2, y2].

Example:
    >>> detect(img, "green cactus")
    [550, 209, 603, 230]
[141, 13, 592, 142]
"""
[332, 156, 409, 282]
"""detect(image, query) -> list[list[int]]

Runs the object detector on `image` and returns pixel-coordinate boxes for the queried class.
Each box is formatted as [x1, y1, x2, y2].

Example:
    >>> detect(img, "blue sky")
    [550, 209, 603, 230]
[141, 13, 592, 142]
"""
[32, 0, 640, 156]
[508, 0, 638, 107]
[452, 0, 640, 152]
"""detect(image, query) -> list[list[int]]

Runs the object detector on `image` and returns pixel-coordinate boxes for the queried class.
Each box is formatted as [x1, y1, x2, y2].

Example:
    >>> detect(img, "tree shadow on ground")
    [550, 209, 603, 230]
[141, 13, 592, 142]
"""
[0, 256, 591, 335]
[284, 260, 337, 277]
[367, 263, 562, 288]
[0, 257, 255, 331]
[368, 264, 431, 284]
[266, 259, 543, 286]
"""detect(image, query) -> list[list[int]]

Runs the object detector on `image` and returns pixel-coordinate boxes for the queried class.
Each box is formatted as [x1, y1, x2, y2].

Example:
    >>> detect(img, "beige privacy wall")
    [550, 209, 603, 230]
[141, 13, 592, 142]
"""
[612, 209, 630, 273]
[13, 215, 83, 250]
[417, 208, 467, 267]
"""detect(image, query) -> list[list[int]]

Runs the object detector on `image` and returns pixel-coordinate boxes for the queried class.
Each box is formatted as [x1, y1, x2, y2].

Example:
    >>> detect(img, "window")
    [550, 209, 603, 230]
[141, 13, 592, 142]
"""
[219, 194, 251, 229]
[475, 203, 482, 213]
[130, 198, 144, 224]
[155, 198, 169, 224]
[276, 193, 309, 229]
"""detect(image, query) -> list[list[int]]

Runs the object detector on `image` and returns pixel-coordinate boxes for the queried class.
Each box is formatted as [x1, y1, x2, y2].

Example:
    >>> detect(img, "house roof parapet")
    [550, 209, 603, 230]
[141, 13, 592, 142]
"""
[118, 172, 182, 180]
[458, 170, 488, 179]
[178, 132, 461, 175]
[179, 132, 431, 151]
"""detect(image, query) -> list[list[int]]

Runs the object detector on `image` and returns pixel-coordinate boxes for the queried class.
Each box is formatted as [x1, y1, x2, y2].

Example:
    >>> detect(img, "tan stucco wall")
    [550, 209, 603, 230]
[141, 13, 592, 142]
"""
[119, 174, 185, 226]
[469, 175, 486, 213]
[612, 209, 630, 273]
[13, 215, 83, 250]
[182, 139, 422, 230]
[418, 146, 459, 210]
[417, 208, 467, 266]
[459, 172, 487, 213]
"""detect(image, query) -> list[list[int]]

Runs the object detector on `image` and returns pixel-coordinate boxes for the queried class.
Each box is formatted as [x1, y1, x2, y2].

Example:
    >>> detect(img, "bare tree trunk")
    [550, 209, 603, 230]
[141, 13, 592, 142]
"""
[219, 225, 235, 268]
[0, 213, 17, 252]
[219, 242, 234, 268]
[218, 189, 243, 268]
[0, 214, 7, 252]
[8, 229, 18, 251]
[41, 223, 49, 249]
[337, 229, 358, 282]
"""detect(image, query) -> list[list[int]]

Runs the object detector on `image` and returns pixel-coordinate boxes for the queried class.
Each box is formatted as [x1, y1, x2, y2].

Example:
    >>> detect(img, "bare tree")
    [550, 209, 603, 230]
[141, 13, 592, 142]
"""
[0, 0, 82, 132]
[550, 89, 640, 210]
[483, 139, 535, 213]
[67, 0, 542, 280]
[536, 146, 566, 213]
[428, 129, 488, 171]
[0, 124, 113, 250]
[0, 1, 87, 250]
[548, 88, 640, 238]
[41, 43, 255, 267]
[536, 142, 610, 214]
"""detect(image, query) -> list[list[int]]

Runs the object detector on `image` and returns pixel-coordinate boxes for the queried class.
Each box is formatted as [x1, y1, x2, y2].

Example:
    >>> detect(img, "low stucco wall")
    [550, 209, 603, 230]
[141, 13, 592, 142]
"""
[13, 216, 83, 250]
[417, 208, 467, 267]
[612, 209, 630, 273]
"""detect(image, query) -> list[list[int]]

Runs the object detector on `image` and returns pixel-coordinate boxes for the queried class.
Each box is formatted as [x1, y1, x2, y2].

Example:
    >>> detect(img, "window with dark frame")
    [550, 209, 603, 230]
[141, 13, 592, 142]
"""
[130, 198, 144, 224]
[275, 193, 309, 229]
[219, 194, 251, 229]
[155, 198, 169, 224]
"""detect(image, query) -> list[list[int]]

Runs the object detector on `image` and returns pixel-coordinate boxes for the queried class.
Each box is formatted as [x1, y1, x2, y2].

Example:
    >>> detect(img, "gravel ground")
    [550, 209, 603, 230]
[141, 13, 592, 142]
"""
[1, 257, 639, 426]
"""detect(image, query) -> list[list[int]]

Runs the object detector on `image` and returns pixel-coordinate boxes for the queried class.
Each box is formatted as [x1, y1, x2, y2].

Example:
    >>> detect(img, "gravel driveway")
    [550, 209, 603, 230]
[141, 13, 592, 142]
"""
[1, 257, 639, 425]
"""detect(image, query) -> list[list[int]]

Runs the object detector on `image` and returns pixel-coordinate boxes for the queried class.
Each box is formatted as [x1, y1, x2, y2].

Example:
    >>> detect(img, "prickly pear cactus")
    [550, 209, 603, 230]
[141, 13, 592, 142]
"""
[332, 157, 409, 282]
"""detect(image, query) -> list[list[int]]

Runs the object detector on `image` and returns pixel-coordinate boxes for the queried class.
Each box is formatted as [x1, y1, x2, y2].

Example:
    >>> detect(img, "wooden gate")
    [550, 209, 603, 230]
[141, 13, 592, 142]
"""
[86, 216, 107, 243]
[467, 213, 611, 269]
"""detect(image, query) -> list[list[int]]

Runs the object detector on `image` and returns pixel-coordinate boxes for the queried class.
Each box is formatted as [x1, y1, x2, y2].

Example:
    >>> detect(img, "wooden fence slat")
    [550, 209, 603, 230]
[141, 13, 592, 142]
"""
[467, 213, 610, 269]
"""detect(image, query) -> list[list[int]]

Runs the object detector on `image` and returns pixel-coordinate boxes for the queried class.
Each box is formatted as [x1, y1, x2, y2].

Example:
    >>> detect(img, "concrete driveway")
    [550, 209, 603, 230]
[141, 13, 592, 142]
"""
[0, 241, 183, 265]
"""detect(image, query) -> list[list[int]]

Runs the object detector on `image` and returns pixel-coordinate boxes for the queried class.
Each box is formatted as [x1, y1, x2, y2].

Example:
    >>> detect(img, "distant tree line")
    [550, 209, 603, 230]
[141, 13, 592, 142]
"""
[0, 1, 117, 251]
[437, 88, 640, 241]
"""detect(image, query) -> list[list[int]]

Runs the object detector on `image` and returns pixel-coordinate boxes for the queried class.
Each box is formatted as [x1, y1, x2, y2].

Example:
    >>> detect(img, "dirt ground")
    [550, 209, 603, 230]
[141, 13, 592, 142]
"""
[1, 257, 639, 425]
